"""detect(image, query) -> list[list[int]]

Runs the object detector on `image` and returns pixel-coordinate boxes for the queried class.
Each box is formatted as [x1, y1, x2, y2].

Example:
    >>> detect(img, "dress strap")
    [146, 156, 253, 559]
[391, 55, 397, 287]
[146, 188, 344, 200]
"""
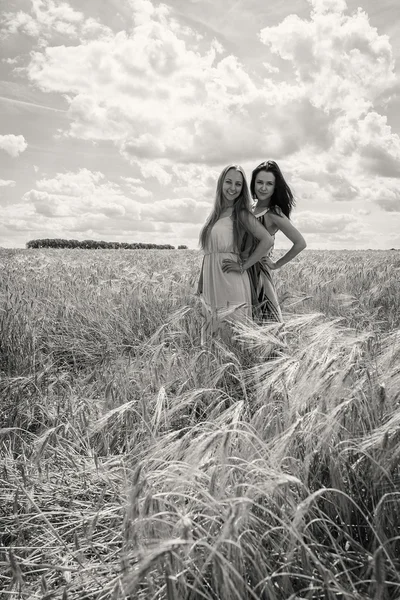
[254, 207, 269, 218]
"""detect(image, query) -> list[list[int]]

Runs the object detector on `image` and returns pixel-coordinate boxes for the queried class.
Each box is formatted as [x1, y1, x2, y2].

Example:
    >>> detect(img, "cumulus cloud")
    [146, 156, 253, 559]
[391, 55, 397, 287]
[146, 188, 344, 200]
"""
[22, 1, 294, 166]
[332, 112, 400, 176]
[17, 0, 397, 202]
[0, 134, 28, 157]
[0, 179, 16, 187]
[127, 186, 153, 199]
[258, 0, 400, 198]
[1, 0, 112, 43]
[35, 168, 104, 195]
[119, 176, 153, 200]
[259, 2, 395, 114]
[23, 169, 142, 220]
[126, 158, 173, 185]
[288, 157, 361, 204]
[121, 177, 143, 185]
[142, 197, 211, 224]
[2, 0, 400, 248]
[294, 210, 359, 233]
[171, 163, 219, 201]
[0, 164, 202, 246]
[352, 175, 400, 212]
[310, 0, 348, 14]
[375, 196, 400, 212]
[13, 169, 208, 246]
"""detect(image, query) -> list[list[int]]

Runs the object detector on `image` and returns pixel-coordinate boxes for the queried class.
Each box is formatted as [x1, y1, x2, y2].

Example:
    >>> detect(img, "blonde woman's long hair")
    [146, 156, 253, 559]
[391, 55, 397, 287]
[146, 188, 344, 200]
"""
[199, 164, 253, 253]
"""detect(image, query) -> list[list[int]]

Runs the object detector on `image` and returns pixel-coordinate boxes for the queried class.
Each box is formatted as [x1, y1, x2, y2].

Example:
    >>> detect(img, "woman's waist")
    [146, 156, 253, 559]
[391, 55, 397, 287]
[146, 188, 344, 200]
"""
[204, 250, 239, 256]
[260, 245, 274, 258]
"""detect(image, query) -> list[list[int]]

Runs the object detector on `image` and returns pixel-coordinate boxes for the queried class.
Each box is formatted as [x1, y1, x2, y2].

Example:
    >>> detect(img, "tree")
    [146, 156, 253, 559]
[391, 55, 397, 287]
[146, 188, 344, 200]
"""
[26, 238, 181, 250]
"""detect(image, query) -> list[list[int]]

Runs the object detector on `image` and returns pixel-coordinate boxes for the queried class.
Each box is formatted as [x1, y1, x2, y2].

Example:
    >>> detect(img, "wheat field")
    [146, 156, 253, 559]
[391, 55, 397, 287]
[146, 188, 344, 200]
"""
[1, 248, 399, 600]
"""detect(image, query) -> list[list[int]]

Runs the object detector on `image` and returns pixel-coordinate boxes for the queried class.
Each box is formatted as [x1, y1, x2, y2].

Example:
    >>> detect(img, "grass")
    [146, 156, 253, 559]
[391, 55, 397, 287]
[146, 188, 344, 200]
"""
[1, 247, 399, 599]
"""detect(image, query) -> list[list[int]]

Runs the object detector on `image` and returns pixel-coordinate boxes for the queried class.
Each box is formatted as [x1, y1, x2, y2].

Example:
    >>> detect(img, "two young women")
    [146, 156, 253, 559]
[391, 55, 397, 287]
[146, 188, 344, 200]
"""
[198, 161, 306, 328]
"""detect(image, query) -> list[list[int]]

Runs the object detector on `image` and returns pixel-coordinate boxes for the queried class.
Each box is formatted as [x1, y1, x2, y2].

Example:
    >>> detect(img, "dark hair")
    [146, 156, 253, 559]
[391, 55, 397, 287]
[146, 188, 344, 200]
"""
[250, 160, 295, 218]
[199, 164, 253, 252]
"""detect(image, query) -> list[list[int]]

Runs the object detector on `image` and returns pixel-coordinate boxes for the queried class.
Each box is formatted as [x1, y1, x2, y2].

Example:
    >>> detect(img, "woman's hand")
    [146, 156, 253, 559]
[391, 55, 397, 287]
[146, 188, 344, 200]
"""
[262, 256, 278, 270]
[222, 258, 242, 274]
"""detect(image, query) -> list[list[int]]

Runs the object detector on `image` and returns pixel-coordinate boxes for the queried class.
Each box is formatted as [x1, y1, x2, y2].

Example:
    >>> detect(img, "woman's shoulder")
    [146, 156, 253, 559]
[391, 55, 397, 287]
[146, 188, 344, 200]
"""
[271, 205, 285, 215]
[238, 207, 254, 219]
[267, 206, 287, 222]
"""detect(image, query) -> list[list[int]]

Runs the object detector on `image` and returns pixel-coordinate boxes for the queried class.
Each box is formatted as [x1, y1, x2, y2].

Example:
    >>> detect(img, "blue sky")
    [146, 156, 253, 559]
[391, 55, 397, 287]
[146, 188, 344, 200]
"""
[1, 0, 399, 249]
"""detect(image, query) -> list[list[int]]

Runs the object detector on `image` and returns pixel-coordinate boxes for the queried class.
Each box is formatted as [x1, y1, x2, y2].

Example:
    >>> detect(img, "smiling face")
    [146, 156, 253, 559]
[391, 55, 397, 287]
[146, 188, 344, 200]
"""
[222, 168, 243, 205]
[255, 170, 275, 204]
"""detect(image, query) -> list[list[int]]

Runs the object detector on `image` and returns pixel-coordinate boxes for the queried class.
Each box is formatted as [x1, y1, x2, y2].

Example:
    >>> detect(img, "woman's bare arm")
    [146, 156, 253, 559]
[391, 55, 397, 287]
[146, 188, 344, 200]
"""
[265, 211, 306, 269]
[241, 212, 274, 271]
[222, 212, 273, 274]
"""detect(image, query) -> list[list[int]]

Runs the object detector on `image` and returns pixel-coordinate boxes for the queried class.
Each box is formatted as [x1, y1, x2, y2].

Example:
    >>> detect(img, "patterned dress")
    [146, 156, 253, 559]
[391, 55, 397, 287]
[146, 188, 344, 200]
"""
[246, 208, 283, 323]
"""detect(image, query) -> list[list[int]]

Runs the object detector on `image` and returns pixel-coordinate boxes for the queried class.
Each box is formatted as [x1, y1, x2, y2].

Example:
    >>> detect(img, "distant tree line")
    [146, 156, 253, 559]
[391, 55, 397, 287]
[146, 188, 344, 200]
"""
[26, 238, 189, 250]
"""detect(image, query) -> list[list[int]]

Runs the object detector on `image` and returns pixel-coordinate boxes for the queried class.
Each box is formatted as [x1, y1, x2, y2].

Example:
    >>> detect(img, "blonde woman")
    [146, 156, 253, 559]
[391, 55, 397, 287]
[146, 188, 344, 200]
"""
[197, 164, 273, 335]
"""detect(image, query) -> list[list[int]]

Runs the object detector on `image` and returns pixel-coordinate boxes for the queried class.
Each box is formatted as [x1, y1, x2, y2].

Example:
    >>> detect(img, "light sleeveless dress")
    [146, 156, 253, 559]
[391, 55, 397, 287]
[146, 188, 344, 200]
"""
[201, 216, 252, 322]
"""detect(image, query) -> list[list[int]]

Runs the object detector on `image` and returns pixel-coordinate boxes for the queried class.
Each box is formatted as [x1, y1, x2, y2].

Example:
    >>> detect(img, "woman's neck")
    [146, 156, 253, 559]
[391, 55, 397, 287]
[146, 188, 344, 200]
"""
[220, 207, 234, 217]
[255, 199, 270, 210]
[254, 201, 269, 215]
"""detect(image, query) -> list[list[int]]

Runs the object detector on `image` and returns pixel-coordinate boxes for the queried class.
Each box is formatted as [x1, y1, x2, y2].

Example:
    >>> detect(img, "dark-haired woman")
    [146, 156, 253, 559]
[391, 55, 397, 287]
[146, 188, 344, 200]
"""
[197, 164, 273, 335]
[248, 160, 306, 322]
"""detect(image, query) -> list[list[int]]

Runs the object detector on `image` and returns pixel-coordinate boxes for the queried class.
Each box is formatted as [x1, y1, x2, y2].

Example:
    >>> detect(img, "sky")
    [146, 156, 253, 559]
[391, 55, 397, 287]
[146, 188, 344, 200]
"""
[0, 0, 400, 250]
